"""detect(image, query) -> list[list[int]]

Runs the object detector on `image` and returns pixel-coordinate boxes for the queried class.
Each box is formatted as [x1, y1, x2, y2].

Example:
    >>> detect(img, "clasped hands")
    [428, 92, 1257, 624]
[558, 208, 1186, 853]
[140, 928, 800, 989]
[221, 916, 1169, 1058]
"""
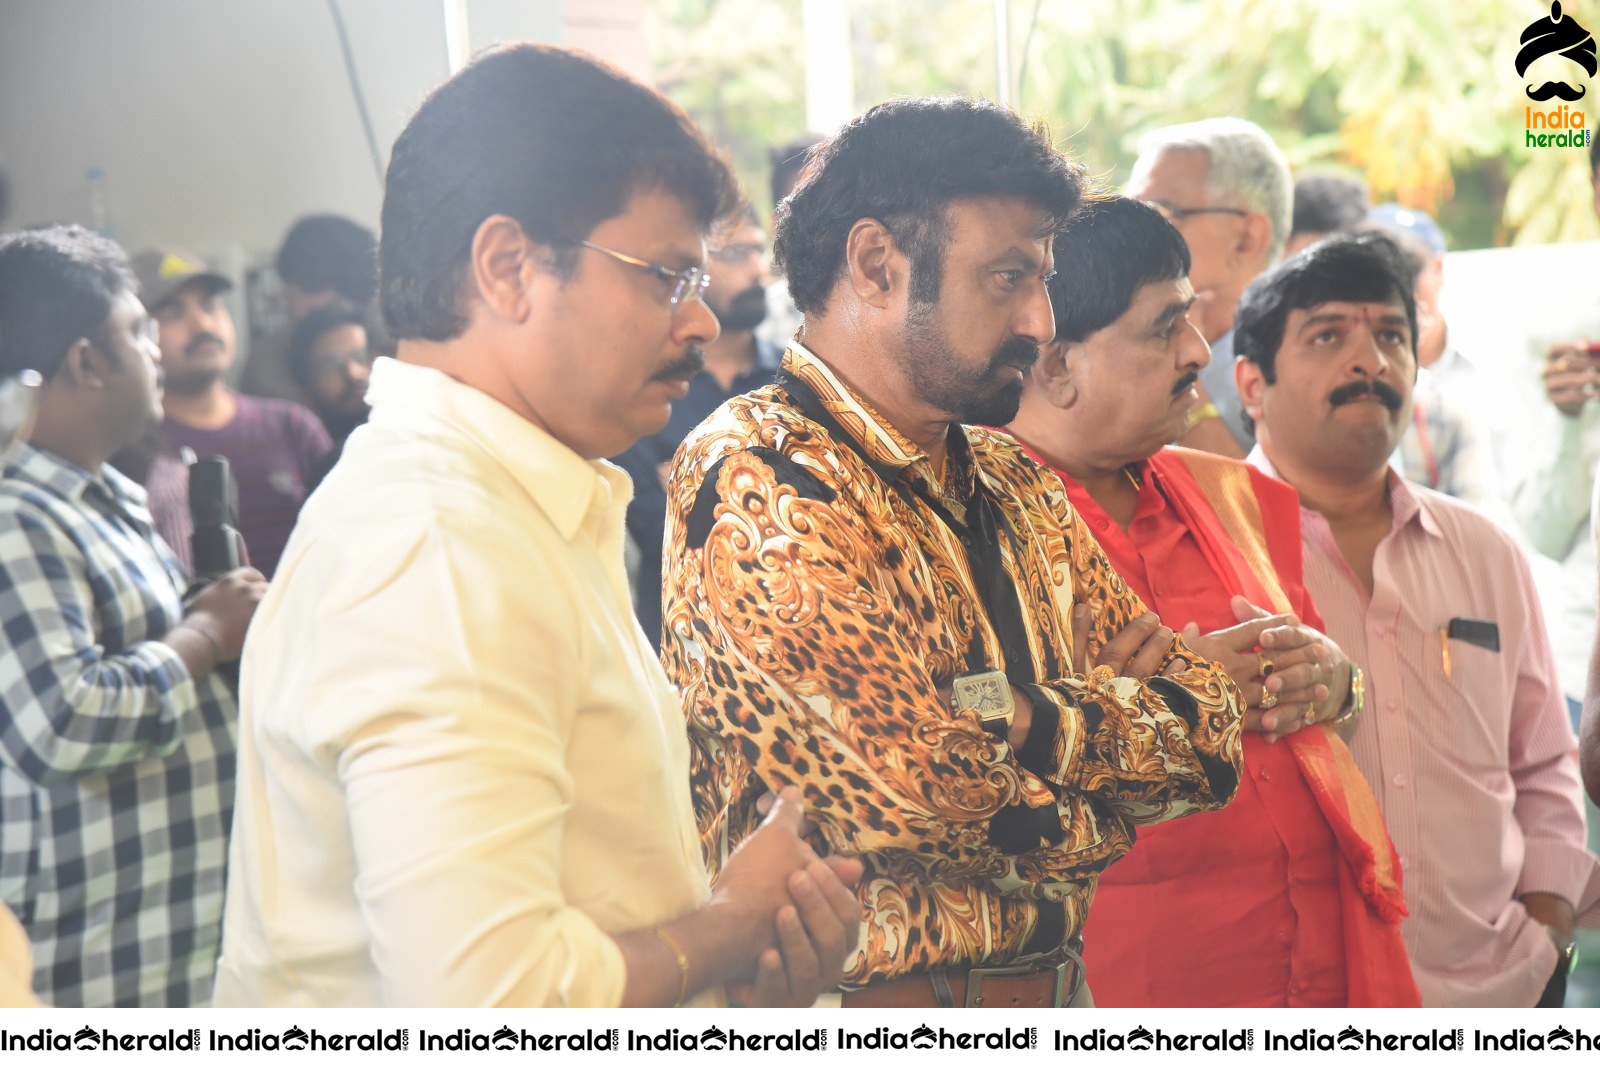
[714, 788, 864, 1007]
[1180, 595, 1352, 743]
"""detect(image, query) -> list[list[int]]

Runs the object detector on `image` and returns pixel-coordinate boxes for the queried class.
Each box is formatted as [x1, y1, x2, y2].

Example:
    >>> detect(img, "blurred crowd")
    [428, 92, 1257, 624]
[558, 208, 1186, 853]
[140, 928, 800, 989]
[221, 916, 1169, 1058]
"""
[1, 36, 1599, 1011]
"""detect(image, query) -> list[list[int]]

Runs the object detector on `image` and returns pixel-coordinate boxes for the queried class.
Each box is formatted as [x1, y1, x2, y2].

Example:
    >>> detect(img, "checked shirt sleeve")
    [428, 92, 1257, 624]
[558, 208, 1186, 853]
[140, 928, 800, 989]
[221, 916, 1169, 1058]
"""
[0, 505, 198, 786]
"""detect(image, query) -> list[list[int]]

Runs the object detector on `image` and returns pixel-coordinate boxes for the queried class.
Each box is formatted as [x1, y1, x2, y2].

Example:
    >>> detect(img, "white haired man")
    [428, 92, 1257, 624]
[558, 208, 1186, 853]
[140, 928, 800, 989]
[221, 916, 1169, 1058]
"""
[1130, 117, 1292, 458]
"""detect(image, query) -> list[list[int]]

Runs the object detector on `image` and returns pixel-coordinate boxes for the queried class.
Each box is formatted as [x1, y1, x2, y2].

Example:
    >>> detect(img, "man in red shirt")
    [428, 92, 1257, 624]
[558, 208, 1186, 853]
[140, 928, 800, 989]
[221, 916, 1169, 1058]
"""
[1006, 197, 1417, 1007]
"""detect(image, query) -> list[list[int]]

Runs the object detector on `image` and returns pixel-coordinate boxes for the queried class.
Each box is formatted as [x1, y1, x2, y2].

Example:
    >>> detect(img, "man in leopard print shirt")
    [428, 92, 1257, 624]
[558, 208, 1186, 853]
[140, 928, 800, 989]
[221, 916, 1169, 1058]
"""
[662, 98, 1245, 1006]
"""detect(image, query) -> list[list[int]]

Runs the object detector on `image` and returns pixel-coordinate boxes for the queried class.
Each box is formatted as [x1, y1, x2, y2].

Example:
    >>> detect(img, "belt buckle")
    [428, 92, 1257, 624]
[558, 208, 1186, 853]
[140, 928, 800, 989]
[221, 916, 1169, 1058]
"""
[960, 940, 1088, 1010]
[963, 959, 1070, 1008]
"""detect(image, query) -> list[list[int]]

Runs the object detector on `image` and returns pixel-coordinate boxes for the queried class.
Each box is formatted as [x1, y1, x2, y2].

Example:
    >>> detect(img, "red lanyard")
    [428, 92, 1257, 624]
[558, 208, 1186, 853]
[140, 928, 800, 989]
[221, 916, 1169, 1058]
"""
[1411, 401, 1440, 489]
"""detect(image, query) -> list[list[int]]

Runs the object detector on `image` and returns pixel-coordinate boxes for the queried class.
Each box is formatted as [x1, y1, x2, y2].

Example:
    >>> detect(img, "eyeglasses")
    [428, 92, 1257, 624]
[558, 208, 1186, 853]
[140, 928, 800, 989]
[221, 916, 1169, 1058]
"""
[1146, 202, 1251, 224]
[708, 242, 767, 264]
[577, 240, 711, 306]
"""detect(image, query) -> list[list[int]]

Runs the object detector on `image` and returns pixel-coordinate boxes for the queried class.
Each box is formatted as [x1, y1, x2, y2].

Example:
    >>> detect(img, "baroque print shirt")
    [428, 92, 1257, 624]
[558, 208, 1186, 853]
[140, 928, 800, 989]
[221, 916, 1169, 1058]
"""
[661, 344, 1244, 986]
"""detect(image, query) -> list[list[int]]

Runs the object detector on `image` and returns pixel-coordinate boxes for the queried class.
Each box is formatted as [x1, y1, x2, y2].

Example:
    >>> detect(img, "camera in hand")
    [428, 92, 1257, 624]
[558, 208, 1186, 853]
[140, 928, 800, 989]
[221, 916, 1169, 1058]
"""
[188, 455, 242, 580]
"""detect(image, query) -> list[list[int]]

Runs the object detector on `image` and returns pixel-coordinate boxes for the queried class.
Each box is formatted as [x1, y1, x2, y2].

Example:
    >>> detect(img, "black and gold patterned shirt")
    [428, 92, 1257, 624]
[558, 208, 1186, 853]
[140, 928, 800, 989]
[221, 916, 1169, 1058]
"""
[661, 344, 1243, 985]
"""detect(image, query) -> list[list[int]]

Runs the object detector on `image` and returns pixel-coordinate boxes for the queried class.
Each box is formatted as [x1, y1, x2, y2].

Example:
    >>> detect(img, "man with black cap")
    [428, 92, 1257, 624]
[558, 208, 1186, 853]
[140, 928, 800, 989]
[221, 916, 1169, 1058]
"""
[129, 249, 330, 578]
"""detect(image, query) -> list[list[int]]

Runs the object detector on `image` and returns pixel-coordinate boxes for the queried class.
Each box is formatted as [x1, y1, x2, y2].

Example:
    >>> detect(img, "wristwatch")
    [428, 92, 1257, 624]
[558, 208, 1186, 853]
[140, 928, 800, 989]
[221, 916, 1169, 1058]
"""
[951, 670, 1014, 737]
[1329, 663, 1365, 727]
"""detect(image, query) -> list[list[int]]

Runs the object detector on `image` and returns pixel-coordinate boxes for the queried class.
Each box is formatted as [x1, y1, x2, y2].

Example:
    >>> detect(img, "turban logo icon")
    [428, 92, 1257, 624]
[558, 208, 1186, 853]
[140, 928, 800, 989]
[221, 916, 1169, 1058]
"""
[1517, 1, 1597, 100]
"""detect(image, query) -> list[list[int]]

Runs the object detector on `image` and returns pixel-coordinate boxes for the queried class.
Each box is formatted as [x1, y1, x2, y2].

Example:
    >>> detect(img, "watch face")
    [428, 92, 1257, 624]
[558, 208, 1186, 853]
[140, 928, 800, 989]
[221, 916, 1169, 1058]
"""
[959, 677, 1007, 714]
[953, 670, 1011, 719]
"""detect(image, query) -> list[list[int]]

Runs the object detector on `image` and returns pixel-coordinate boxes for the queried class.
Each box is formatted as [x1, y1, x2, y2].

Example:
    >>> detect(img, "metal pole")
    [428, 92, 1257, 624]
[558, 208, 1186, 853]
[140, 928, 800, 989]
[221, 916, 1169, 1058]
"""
[993, 0, 1011, 106]
[803, 0, 855, 134]
[442, 0, 471, 74]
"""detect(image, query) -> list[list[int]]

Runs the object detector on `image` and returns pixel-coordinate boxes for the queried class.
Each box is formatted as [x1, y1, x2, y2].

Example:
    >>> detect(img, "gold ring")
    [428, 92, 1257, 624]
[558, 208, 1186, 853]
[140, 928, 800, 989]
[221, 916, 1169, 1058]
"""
[1258, 653, 1274, 677]
[1260, 689, 1279, 711]
[1306, 702, 1318, 725]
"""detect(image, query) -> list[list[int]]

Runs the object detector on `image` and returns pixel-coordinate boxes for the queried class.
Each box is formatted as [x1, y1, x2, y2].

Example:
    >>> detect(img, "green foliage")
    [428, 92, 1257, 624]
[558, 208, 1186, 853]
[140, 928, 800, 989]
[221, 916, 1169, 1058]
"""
[648, 0, 1600, 248]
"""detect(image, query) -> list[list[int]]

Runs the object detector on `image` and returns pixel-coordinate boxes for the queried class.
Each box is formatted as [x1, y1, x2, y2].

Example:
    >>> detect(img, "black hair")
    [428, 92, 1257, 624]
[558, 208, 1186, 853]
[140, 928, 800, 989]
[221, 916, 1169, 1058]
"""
[1289, 173, 1370, 240]
[1355, 219, 1429, 283]
[379, 43, 738, 342]
[1234, 230, 1417, 384]
[1048, 196, 1190, 343]
[768, 135, 822, 208]
[287, 302, 371, 388]
[276, 215, 378, 306]
[773, 97, 1084, 316]
[0, 225, 136, 380]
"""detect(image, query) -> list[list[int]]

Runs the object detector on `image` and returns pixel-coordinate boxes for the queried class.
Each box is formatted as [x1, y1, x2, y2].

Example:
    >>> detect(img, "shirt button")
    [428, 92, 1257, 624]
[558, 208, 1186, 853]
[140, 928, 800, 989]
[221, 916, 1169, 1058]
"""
[1386, 698, 1397, 712]
[1260, 767, 1272, 781]
[1392, 773, 1408, 788]
[1399, 855, 1410, 869]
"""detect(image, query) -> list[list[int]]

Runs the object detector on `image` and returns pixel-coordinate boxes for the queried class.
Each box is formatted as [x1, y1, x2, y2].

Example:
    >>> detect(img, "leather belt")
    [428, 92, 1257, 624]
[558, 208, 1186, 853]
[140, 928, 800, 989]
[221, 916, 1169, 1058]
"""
[840, 944, 1085, 1008]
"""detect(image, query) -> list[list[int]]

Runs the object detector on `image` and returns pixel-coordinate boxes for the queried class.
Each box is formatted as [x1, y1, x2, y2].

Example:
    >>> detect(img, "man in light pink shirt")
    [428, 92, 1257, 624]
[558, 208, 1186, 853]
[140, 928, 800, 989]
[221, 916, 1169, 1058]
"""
[1234, 231, 1600, 1007]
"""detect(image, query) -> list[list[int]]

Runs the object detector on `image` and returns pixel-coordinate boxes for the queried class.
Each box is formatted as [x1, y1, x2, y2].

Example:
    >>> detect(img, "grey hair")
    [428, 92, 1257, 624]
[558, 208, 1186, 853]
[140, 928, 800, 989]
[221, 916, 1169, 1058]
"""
[1134, 117, 1293, 264]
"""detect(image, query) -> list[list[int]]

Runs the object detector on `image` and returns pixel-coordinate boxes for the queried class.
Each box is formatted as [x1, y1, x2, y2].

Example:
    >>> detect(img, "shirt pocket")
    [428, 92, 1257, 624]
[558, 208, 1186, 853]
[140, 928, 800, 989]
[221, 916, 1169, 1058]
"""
[1436, 631, 1511, 781]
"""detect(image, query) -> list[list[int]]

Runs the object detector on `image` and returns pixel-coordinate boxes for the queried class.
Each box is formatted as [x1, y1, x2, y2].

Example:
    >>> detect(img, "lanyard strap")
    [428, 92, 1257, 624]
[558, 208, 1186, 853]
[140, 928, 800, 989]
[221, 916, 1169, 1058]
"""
[1410, 400, 1440, 489]
[775, 372, 1037, 683]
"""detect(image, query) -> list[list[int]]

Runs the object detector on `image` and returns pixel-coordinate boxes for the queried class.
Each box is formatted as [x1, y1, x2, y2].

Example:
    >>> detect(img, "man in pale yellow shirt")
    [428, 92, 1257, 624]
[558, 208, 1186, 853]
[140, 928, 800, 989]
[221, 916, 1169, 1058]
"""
[214, 44, 861, 1008]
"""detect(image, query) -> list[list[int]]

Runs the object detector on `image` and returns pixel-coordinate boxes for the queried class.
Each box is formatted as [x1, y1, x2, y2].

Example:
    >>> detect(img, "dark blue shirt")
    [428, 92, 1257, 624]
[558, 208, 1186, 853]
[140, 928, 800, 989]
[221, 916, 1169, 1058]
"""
[612, 339, 782, 647]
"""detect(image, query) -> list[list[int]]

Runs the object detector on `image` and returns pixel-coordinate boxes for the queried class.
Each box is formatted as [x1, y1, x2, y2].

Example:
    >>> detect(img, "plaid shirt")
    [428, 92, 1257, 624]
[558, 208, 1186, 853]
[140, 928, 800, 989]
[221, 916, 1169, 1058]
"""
[0, 444, 235, 1006]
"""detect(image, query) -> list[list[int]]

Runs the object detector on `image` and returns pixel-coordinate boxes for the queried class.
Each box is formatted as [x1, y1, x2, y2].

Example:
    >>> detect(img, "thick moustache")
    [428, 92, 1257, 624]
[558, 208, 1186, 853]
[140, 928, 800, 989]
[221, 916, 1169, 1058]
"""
[1328, 380, 1403, 412]
[653, 348, 706, 383]
[994, 338, 1040, 371]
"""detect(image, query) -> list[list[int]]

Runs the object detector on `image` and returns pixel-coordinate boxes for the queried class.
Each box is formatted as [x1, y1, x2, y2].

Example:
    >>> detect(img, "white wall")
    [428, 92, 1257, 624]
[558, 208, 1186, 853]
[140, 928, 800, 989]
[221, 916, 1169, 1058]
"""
[0, 0, 649, 338]
[0, 0, 659, 257]
[5, 0, 440, 253]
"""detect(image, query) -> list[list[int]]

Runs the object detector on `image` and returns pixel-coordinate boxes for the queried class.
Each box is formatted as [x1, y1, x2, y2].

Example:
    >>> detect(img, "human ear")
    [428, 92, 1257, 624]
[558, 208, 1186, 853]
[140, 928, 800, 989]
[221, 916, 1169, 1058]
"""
[1235, 353, 1267, 422]
[61, 338, 106, 390]
[469, 215, 539, 325]
[1236, 213, 1273, 268]
[842, 218, 906, 310]
[1035, 339, 1080, 408]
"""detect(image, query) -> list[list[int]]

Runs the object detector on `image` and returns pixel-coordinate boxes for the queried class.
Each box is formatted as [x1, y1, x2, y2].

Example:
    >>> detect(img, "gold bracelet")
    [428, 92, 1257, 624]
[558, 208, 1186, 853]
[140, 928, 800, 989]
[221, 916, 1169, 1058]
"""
[651, 924, 691, 1007]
